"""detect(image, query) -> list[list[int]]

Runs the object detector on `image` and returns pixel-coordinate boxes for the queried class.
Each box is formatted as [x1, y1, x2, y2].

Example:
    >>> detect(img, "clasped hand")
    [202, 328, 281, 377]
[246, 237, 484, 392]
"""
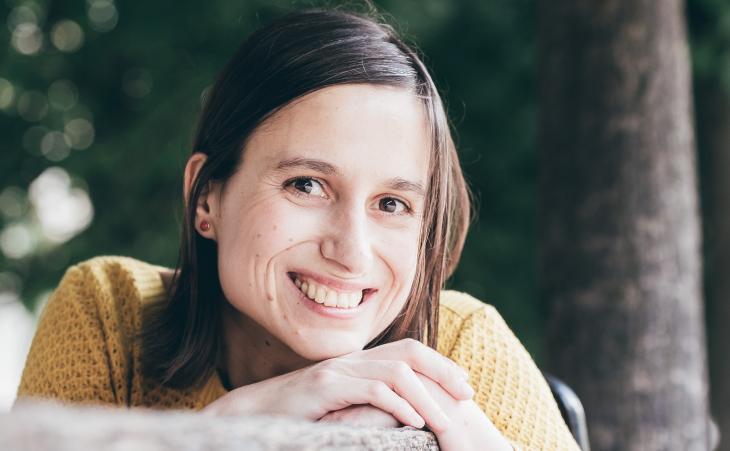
[203, 338, 512, 450]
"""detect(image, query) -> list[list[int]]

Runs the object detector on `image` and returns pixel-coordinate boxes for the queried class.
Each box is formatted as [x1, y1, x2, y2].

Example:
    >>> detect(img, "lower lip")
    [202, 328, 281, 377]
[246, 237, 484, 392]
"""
[288, 276, 370, 319]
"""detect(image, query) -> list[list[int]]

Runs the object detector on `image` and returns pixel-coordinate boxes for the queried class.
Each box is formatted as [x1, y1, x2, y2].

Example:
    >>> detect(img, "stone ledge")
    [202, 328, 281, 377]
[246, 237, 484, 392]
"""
[1, 401, 439, 450]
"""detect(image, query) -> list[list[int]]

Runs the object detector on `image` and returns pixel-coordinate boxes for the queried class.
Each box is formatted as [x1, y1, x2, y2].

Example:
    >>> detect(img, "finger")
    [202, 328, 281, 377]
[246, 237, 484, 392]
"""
[351, 338, 474, 401]
[319, 405, 401, 428]
[341, 360, 453, 433]
[337, 376, 426, 429]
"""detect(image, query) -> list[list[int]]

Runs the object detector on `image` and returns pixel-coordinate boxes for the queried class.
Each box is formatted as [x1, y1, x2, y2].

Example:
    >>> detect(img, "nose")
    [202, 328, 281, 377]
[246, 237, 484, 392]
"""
[320, 204, 373, 276]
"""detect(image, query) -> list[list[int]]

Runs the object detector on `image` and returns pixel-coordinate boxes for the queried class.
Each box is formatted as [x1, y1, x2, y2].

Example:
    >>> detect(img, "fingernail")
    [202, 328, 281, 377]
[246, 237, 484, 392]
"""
[413, 415, 426, 429]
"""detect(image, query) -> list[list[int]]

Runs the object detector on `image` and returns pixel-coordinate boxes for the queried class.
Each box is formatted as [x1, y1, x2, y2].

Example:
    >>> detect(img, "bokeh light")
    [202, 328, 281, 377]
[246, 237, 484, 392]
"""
[62, 104, 94, 123]
[50, 20, 84, 53]
[0, 78, 16, 111]
[0, 223, 35, 259]
[11, 23, 43, 55]
[48, 79, 79, 111]
[0, 187, 29, 219]
[28, 167, 94, 243]
[16, 91, 48, 122]
[22, 125, 48, 155]
[64, 118, 95, 150]
[40, 131, 71, 161]
[6, 5, 39, 32]
[87, 0, 119, 32]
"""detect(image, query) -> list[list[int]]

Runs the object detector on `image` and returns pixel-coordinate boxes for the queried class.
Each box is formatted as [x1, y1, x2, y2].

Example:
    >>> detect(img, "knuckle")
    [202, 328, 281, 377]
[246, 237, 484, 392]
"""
[311, 368, 336, 386]
[367, 381, 389, 399]
[390, 361, 413, 380]
[401, 338, 422, 354]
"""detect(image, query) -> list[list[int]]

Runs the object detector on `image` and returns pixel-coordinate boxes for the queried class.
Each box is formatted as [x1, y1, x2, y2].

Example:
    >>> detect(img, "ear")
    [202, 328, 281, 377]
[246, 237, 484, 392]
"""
[183, 152, 222, 241]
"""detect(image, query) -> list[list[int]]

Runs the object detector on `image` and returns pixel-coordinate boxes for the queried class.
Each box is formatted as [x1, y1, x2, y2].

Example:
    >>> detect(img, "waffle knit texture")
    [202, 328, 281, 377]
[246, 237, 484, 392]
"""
[16, 256, 579, 450]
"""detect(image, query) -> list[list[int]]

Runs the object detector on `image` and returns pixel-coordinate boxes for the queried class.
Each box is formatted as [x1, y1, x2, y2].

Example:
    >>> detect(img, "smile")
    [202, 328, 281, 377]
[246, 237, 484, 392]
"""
[288, 273, 372, 309]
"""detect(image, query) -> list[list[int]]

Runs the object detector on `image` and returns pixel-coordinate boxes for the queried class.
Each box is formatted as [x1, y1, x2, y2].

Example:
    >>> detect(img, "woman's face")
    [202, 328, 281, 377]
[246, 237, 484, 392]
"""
[192, 84, 430, 361]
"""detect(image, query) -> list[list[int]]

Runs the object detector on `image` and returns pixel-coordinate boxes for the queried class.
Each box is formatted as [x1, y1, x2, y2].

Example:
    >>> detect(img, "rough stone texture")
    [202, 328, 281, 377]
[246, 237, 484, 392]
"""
[0, 401, 439, 451]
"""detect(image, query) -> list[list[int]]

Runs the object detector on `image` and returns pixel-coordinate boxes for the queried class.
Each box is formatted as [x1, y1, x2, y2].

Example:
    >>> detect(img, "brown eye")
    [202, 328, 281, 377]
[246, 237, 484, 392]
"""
[286, 177, 325, 197]
[379, 197, 406, 213]
[293, 178, 314, 193]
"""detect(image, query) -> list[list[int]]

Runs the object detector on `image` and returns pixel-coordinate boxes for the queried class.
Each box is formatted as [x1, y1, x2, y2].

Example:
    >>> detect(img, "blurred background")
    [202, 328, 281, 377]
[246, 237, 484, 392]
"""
[1, 0, 728, 449]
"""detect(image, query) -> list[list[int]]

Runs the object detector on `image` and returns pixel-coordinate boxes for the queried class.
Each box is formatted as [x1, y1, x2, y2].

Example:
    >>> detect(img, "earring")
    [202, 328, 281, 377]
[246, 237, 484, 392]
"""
[200, 220, 211, 231]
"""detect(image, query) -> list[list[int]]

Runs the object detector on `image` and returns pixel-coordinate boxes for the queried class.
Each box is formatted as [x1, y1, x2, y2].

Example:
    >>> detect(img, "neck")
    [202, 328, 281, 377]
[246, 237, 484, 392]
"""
[219, 302, 311, 389]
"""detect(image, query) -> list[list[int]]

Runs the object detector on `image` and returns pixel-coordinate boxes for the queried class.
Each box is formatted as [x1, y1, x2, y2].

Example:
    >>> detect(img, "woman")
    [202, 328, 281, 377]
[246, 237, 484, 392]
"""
[16, 9, 579, 451]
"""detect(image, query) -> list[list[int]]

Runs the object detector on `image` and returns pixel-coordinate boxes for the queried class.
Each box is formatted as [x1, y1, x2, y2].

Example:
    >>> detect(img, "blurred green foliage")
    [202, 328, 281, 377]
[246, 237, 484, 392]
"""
[0, 0, 550, 364]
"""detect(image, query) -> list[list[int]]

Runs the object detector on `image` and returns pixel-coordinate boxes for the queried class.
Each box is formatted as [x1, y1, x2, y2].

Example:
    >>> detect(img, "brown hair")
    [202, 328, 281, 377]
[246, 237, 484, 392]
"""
[141, 8, 471, 389]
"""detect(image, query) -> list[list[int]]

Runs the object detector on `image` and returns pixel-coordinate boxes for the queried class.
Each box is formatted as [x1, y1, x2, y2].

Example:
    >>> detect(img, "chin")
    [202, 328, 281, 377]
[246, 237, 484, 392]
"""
[289, 335, 365, 361]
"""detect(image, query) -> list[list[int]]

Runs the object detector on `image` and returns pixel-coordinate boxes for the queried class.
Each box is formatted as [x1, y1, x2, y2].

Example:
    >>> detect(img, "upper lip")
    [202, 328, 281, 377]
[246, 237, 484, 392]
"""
[288, 271, 374, 292]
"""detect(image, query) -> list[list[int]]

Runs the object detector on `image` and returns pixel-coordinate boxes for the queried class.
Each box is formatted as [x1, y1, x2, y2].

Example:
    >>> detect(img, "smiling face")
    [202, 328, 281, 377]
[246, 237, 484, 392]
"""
[189, 84, 430, 362]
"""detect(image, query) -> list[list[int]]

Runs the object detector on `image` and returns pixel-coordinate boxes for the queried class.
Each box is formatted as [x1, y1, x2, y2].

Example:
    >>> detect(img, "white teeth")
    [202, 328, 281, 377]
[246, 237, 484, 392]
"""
[294, 276, 363, 309]
[315, 285, 327, 303]
[337, 292, 359, 308]
[324, 290, 337, 307]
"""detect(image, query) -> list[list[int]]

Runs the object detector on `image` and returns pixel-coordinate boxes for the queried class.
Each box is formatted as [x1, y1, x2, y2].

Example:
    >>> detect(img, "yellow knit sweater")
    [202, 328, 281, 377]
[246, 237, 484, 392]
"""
[16, 256, 579, 450]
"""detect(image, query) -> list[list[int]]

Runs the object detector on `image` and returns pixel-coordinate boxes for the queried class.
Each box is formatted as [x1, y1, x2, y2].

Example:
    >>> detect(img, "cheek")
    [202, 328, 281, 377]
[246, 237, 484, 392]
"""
[217, 198, 325, 289]
[375, 226, 421, 311]
[220, 198, 310, 253]
[216, 200, 287, 297]
[388, 237, 419, 282]
[379, 223, 421, 274]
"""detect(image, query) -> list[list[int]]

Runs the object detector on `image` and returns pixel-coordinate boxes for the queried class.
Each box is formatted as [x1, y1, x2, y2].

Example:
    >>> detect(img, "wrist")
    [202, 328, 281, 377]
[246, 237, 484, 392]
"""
[201, 385, 262, 417]
[436, 400, 512, 451]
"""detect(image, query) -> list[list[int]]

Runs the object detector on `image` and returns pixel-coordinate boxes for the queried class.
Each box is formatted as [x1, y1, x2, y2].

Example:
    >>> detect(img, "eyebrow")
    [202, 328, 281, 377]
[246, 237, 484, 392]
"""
[275, 157, 338, 175]
[274, 157, 425, 197]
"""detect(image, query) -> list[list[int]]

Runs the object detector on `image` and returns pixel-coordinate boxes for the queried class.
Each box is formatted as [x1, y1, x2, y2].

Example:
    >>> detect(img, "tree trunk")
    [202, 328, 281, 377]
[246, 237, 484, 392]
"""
[698, 80, 730, 450]
[537, 1, 711, 450]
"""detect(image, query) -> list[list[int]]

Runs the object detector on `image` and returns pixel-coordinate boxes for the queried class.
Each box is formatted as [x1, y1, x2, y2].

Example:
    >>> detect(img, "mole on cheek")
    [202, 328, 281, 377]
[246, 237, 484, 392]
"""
[256, 233, 262, 238]
[272, 225, 277, 231]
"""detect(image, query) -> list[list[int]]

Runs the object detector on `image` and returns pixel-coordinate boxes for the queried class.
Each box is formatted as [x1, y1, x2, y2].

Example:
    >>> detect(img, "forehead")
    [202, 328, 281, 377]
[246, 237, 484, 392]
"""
[243, 84, 431, 183]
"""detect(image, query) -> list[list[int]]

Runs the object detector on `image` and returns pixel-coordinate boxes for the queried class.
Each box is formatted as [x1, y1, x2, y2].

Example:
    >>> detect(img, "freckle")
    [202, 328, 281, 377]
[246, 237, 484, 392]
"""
[288, 237, 293, 242]
[265, 340, 271, 346]
[255, 254, 260, 258]
[273, 225, 277, 231]
[256, 233, 262, 238]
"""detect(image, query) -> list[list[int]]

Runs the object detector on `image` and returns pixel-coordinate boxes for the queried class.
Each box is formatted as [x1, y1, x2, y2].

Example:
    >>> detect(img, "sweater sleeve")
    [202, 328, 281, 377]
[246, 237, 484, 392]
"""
[445, 296, 580, 451]
[15, 260, 135, 407]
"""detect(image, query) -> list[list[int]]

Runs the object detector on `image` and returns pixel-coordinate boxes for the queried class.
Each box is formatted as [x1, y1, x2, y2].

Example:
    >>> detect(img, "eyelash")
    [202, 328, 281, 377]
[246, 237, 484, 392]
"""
[282, 177, 413, 215]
